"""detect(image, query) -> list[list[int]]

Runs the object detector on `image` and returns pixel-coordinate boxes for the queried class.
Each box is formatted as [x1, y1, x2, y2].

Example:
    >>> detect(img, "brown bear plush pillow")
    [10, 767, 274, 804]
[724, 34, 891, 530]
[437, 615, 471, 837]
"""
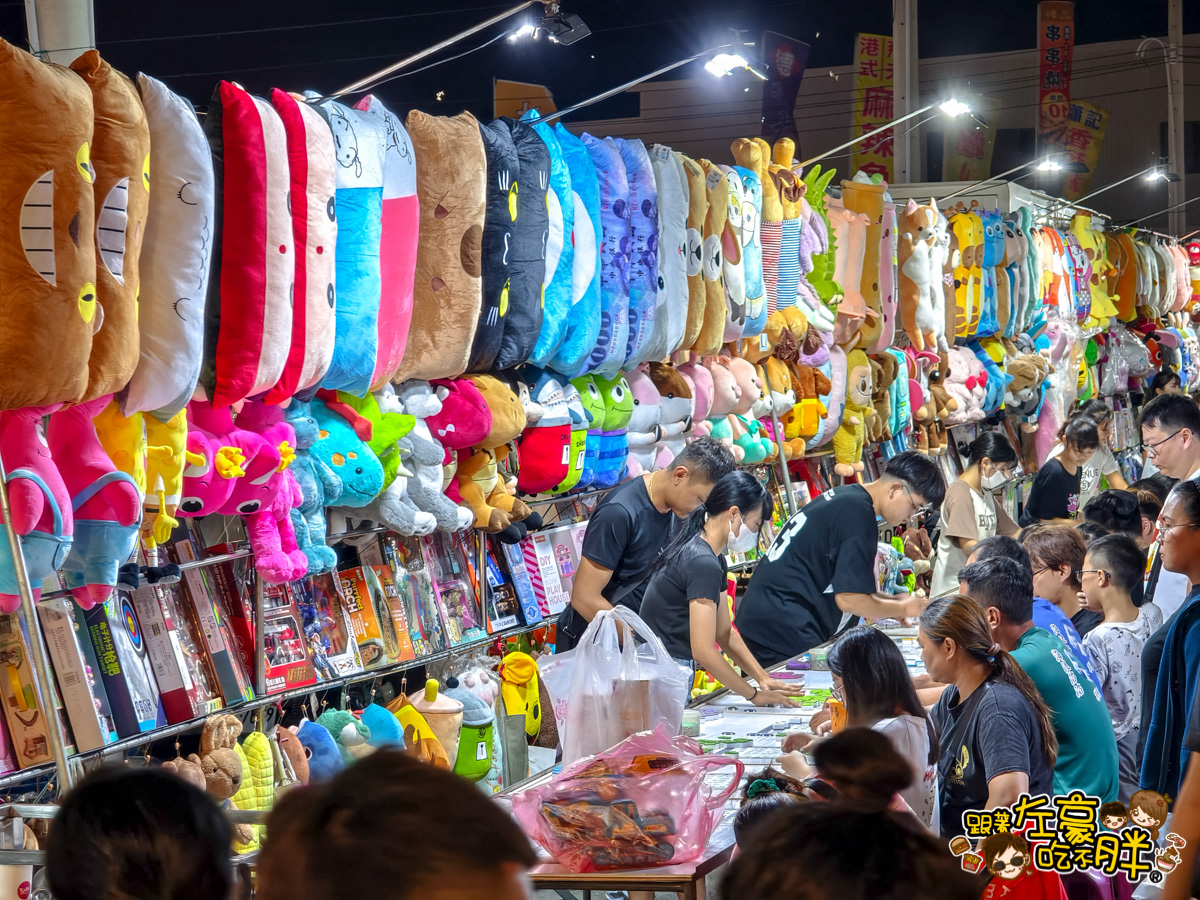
[392, 111, 486, 383]
[0, 39, 97, 410]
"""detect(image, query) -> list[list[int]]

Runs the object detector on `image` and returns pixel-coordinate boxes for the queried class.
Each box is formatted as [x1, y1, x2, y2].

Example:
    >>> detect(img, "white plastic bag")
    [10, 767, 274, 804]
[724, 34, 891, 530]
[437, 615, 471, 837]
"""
[562, 606, 690, 764]
[538, 647, 576, 746]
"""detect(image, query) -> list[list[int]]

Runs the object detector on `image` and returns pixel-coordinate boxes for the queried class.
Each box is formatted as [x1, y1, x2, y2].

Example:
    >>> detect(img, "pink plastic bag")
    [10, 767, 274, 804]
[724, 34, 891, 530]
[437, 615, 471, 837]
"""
[512, 724, 743, 873]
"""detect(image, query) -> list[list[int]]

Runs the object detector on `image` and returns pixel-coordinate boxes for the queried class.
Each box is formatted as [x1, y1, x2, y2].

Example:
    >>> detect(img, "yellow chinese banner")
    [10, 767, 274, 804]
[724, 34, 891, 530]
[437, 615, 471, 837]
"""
[942, 94, 1001, 182]
[493, 79, 556, 120]
[852, 33, 894, 182]
[1061, 99, 1108, 200]
[1037, 1, 1075, 152]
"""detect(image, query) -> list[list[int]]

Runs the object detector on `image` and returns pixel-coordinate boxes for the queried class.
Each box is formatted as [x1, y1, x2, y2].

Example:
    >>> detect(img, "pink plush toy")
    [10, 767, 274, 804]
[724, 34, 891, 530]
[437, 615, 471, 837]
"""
[46, 397, 141, 608]
[232, 400, 308, 584]
[429, 378, 492, 495]
[678, 358, 714, 439]
[624, 367, 663, 476]
[178, 401, 252, 518]
[703, 357, 744, 462]
[0, 407, 74, 612]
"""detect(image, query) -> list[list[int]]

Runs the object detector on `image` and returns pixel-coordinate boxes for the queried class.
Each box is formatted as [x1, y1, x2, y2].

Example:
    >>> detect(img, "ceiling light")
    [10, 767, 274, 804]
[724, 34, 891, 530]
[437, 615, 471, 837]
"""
[705, 53, 750, 77]
[508, 23, 537, 41]
[939, 98, 971, 117]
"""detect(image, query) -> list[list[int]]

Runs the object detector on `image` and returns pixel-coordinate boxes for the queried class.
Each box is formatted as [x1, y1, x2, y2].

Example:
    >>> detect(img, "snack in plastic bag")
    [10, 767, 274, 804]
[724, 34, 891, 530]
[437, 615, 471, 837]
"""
[512, 724, 743, 872]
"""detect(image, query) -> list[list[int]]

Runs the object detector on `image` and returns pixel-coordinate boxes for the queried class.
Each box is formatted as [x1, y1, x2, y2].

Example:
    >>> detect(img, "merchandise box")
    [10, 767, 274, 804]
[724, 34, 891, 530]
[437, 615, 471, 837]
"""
[421, 533, 486, 646]
[338, 565, 416, 668]
[499, 541, 544, 627]
[167, 535, 256, 705]
[38, 598, 117, 750]
[380, 535, 447, 657]
[521, 521, 588, 616]
[0, 612, 72, 769]
[261, 583, 319, 693]
[202, 541, 256, 684]
[483, 550, 521, 632]
[293, 574, 364, 681]
[129, 583, 223, 724]
[0, 707, 16, 776]
[83, 593, 165, 738]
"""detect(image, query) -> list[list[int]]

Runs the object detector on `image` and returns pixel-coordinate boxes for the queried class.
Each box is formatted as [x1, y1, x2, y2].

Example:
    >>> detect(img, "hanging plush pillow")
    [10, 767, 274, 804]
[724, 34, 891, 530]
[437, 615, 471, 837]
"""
[649, 145, 688, 357]
[692, 160, 728, 358]
[527, 113, 573, 368]
[312, 96, 384, 396]
[493, 118, 549, 371]
[393, 111, 485, 382]
[734, 165, 766, 338]
[615, 138, 658, 367]
[266, 89, 337, 404]
[201, 81, 294, 408]
[468, 119, 518, 373]
[581, 135, 631, 378]
[549, 124, 601, 378]
[677, 153, 708, 354]
[121, 73, 213, 421]
[0, 39, 96, 411]
[71, 51, 149, 403]
[356, 95, 418, 389]
[717, 165, 747, 344]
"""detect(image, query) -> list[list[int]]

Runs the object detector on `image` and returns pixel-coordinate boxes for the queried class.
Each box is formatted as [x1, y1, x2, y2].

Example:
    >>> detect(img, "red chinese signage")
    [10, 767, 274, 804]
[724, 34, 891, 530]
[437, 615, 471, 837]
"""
[852, 33, 894, 182]
[1037, 1, 1075, 150]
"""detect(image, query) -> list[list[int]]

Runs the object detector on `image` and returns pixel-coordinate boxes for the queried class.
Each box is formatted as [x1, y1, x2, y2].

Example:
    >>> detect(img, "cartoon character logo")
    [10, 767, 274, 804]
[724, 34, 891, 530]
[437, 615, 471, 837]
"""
[1100, 801, 1128, 831]
[1129, 790, 1169, 841]
[327, 107, 362, 178]
[982, 832, 1031, 882]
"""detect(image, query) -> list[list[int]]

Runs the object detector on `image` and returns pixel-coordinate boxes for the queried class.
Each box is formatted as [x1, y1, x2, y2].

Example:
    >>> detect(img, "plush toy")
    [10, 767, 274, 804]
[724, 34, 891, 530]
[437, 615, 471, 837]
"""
[443, 675, 496, 782]
[138, 410, 187, 546]
[201, 81, 293, 407]
[801, 164, 842, 318]
[516, 370, 572, 495]
[549, 124, 602, 377]
[161, 754, 207, 790]
[393, 111, 485, 382]
[734, 165, 767, 337]
[318, 708, 373, 765]
[941, 347, 975, 427]
[650, 144, 688, 357]
[190, 714, 254, 844]
[733, 138, 778, 315]
[1006, 353, 1053, 429]
[625, 366, 664, 474]
[812, 338, 848, 451]
[177, 402, 248, 519]
[124, 74, 212, 420]
[276, 725, 310, 785]
[591, 373, 634, 487]
[769, 140, 803, 314]
[355, 95, 418, 389]
[646, 361, 693, 467]
[360, 700, 404, 750]
[761, 356, 802, 459]
[387, 693, 451, 769]
[527, 113, 573, 367]
[266, 89, 337, 403]
[868, 355, 897, 443]
[615, 137, 658, 368]
[781, 326, 833, 441]
[896, 198, 940, 353]
[581, 134, 632, 377]
[704, 357, 743, 460]
[832, 349, 873, 476]
[309, 398, 385, 508]
[409, 678, 464, 763]
[282, 401, 340, 574]
[293, 717, 345, 781]
[426, 377, 492, 499]
[231, 730, 274, 852]
[552, 380, 589, 493]
[717, 165, 747, 342]
[728, 357, 771, 464]
[841, 173, 886, 350]
[692, 160, 730, 357]
[976, 208, 1003, 336]
[678, 153, 709, 352]
[829, 200, 872, 346]
[390, 382, 474, 531]
[499, 651, 542, 740]
[572, 375, 604, 489]
[677, 358, 714, 438]
[926, 358, 958, 455]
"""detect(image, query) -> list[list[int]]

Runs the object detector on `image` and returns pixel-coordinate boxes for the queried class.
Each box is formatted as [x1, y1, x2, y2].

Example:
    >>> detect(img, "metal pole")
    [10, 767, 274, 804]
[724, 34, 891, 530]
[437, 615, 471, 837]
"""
[756, 363, 798, 518]
[1167, 0, 1186, 236]
[798, 104, 934, 170]
[0, 448, 72, 794]
[892, 0, 918, 183]
[253, 572, 266, 700]
[1044, 165, 1168, 216]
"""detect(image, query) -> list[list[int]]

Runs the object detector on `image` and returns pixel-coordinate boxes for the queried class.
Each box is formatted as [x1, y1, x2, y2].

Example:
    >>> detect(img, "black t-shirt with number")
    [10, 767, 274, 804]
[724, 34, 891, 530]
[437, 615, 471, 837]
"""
[640, 536, 727, 661]
[734, 485, 879, 660]
[931, 679, 1055, 837]
[1018, 458, 1082, 526]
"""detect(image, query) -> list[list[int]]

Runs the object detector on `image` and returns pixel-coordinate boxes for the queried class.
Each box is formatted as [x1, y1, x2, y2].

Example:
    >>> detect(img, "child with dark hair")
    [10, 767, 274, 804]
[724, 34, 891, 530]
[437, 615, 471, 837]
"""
[1080, 534, 1164, 801]
[1019, 417, 1099, 527]
[1048, 399, 1128, 505]
[734, 768, 809, 844]
[1083, 489, 1143, 543]
[45, 766, 233, 900]
[1075, 519, 1111, 543]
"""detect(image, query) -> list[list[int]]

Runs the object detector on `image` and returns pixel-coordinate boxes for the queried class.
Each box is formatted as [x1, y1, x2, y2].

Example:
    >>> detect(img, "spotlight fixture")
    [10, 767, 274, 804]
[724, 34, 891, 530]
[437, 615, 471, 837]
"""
[938, 98, 971, 118]
[539, 10, 590, 45]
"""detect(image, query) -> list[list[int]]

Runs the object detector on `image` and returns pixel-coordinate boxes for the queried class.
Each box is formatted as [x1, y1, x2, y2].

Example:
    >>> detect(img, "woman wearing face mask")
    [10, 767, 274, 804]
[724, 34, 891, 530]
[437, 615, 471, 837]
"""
[1048, 400, 1129, 504]
[640, 470, 798, 708]
[1018, 417, 1100, 527]
[930, 432, 1020, 597]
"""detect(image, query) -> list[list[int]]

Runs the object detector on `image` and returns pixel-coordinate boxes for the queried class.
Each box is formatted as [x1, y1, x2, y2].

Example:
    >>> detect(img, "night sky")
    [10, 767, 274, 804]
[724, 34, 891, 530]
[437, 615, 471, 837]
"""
[0, 0, 1194, 121]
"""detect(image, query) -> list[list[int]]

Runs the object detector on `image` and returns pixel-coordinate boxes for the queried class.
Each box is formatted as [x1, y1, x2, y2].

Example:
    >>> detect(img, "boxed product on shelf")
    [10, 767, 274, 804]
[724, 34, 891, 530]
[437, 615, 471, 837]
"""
[498, 541, 544, 627]
[292, 573, 364, 681]
[380, 535, 447, 656]
[129, 583, 223, 723]
[166, 534, 255, 705]
[38, 597, 118, 750]
[421, 532, 486, 646]
[520, 521, 588, 616]
[338, 565, 417, 668]
[260, 583, 319, 693]
[483, 550, 521, 632]
[83, 593, 166, 738]
[0, 612, 73, 768]
[202, 541, 256, 683]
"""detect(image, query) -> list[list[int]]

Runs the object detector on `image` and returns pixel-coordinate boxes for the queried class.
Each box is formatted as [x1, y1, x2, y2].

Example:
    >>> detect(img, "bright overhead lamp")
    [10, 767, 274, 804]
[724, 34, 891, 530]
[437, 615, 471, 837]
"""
[937, 153, 1089, 202]
[1145, 168, 1182, 183]
[797, 97, 971, 169]
[939, 98, 971, 117]
[704, 52, 768, 80]
[1046, 163, 1184, 215]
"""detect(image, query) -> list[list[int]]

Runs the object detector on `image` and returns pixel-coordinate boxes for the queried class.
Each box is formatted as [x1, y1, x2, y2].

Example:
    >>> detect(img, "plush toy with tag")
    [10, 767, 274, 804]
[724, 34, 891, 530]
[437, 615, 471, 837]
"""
[516, 369, 572, 496]
[646, 362, 693, 468]
[591, 373, 634, 487]
[624, 366, 664, 475]
[678, 153, 708, 352]
[581, 134, 631, 378]
[554, 380, 589, 493]
[832, 349, 873, 476]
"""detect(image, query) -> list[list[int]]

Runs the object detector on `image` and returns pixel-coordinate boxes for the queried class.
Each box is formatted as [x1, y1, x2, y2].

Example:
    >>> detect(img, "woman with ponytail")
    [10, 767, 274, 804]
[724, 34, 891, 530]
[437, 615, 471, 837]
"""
[930, 431, 1020, 597]
[1019, 416, 1100, 527]
[919, 596, 1057, 837]
[640, 470, 797, 708]
[1048, 399, 1128, 502]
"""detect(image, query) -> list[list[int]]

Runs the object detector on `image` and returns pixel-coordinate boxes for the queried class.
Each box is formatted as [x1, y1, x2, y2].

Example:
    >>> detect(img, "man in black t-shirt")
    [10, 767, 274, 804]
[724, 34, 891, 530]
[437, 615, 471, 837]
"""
[558, 437, 735, 650]
[735, 452, 946, 667]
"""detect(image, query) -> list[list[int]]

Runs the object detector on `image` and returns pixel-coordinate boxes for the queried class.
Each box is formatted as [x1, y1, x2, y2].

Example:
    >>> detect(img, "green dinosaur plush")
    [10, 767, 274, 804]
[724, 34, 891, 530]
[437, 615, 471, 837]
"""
[334, 390, 415, 489]
[804, 164, 842, 312]
[317, 708, 373, 765]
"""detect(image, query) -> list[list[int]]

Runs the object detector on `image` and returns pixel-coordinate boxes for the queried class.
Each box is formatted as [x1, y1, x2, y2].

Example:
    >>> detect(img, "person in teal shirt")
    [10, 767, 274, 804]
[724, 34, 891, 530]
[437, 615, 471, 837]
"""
[959, 557, 1120, 803]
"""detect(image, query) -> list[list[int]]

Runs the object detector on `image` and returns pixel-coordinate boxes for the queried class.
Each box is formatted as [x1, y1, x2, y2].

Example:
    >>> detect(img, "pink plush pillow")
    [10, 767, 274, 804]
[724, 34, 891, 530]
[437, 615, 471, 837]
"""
[266, 89, 337, 403]
[201, 81, 294, 407]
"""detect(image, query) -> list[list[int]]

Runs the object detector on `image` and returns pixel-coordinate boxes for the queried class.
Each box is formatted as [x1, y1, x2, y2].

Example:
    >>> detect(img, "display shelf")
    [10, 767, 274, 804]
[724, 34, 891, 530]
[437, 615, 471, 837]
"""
[30, 545, 253, 604]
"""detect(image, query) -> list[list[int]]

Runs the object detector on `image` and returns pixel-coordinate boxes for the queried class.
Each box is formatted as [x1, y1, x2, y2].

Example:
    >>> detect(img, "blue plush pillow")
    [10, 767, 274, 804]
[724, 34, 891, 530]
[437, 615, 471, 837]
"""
[615, 138, 658, 367]
[549, 125, 601, 378]
[735, 165, 767, 337]
[580, 135, 631, 379]
[526, 112, 574, 368]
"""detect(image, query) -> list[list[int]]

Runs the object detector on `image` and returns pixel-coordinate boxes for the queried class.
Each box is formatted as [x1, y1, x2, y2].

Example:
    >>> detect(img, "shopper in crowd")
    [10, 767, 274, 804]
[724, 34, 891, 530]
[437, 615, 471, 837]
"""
[967, 533, 1103, 693]
[1048, 399, 1129, 504]
[1018, 416, 1099, 527]
[736, 451, 945, 667]
[930, 431, 1020, 597]
[1082, 489, 1144, 545]
[46, 766, 233, 900]
[1148, 368, 1183, 399]
[1019, 525, 1103, 636]
[1140, 480, 1200, 804]
[1138, 392, 1200, 621]
[559, 436, 735, 650]
[958, 556, 1120, 804]
[1131, 483, 1166, 547]
[775, 728, 920, 819]
[640, 470, 796, 707]
[1162, 675, 1200, 900]
[1075, 519, 1111, 543]
[258, 751, 536, 900]
[919, 596, 1056, 837]
[782, 626, 939, 832]
[1079, 534, 1162, 802]
[734, 768, 810, 845]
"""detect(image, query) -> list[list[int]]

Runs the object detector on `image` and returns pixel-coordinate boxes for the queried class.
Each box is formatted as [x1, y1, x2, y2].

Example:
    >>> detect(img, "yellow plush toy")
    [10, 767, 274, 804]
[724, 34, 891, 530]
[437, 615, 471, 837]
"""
[387, 693, 450, 770]
[231, 731, 274, 853]
[143, 410, 188, 546]
[499, 651, 542, 740]
[94, 401, 147, 497]
[832, 349, 873, 477]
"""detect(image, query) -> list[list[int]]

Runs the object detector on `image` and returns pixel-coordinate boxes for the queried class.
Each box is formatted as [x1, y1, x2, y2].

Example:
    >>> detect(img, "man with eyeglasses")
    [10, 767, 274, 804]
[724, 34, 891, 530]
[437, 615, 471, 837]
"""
[735, 451, 947, 668]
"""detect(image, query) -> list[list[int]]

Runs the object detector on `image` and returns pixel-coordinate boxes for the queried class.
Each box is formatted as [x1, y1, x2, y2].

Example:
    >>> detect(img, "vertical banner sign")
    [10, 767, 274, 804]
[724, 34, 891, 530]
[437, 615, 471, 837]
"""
[760, 32, 810, 146]
[942, 94, 1001, 181]
[852, 33, 894, 182]
[1061, 100, 1109, 199]
[1037, 1, 1074, 152]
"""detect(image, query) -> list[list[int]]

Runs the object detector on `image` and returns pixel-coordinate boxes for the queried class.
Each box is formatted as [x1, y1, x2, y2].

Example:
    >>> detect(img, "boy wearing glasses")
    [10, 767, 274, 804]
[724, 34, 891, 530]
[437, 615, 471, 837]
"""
[1079, 534, 1165, 802]
[735, 451, 946, 668]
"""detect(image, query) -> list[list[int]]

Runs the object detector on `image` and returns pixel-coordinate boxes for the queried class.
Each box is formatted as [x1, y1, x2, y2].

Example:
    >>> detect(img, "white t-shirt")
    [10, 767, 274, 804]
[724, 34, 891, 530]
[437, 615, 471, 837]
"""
[931, 480, 1019, 598]
[875, 714, 939, 834]
[1082, 619, 1146, 739]
[1047, 441, 1119, 510]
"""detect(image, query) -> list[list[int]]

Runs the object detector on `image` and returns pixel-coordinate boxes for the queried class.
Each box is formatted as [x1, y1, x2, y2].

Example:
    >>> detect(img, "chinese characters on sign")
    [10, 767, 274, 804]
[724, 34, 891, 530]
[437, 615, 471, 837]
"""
[950, 792, 1186, 886]
[943, 94, 1001, 182]
[1061, 99, 1109, 200]
[1037, 1, 1075, 152]
[852, 33, 894, 183]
